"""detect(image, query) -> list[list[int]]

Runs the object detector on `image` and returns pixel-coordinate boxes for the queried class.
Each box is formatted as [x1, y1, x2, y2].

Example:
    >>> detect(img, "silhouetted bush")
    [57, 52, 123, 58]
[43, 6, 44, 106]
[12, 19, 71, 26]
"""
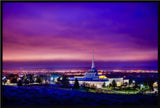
[73, 78, 79, 89]
[11, 78, 17, 83]
[112, 80, 116, 89]
[61, 75, 70, 88]
[17, 80, 23, 86]
[102, 82, 106, 88]
[36, 75, 43, 84]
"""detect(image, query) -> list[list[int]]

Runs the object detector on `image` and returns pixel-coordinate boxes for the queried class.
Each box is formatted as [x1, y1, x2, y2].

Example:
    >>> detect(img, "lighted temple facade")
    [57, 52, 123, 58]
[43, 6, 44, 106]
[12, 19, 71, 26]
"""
[69, 50, 129, 88]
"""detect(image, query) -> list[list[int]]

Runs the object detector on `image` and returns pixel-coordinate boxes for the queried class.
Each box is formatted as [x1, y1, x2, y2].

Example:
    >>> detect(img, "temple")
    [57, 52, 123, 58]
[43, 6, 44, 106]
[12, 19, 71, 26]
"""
[84, 50, 99, 79]
[69, 50, 129, 88]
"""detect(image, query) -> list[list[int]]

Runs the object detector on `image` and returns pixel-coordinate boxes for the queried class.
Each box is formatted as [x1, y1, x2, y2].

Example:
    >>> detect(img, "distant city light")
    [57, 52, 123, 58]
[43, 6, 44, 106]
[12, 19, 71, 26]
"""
[34, 78, 37, 81]
[98, 72, 102, 75]
[2, 76, 6, 80]
[18, 78, 21, 81]
[50, 77, 53, 81]
[132, 80, 135, 83]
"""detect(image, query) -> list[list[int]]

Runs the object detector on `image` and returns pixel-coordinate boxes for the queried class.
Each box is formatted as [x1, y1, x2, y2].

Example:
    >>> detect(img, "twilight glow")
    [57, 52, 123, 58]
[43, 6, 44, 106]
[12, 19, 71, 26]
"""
[3, 3, 158, 61]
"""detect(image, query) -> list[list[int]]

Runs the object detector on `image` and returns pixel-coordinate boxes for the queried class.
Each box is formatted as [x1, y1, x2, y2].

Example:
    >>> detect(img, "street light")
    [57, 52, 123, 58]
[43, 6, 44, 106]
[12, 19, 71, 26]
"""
[140, 84, 144, 91]
[18, 78, 21, 81]
[132, 80, 135, 94]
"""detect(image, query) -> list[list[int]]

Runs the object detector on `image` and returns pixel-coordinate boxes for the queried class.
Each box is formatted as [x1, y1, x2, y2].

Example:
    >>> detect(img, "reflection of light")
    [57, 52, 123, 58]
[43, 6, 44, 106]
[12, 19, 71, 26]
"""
[140, 84, 143, 87]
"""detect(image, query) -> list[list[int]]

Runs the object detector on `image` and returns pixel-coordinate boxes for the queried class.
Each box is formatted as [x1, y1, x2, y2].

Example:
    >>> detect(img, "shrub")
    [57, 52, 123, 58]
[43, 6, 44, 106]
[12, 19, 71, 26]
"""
[17, 80, 23, 86]
[102, 82, 106, 88]
[73, 78, 79, 89]
[112, 80, 117, 89]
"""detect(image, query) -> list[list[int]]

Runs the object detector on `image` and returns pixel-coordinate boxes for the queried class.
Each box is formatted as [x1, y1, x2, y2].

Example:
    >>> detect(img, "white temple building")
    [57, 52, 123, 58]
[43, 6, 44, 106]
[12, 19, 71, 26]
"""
[69, 50, 129, 88]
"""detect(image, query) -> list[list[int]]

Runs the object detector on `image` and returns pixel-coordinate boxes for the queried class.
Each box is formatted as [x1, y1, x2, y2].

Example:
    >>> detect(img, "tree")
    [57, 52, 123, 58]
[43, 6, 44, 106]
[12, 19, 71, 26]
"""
[112, 80, 116, 89]
[9, 74, 18, 83]
[61, 75, 70, 87]
[56, 76, 61, 85]
[129, 78, 133, 85]
[22, 75, 29, 85]
[148, 82, 154, 91]
[109, 83, 112, 87]
[11, 78, 17, 83]
[9, 74, 14, 78]
[2, 76, 7, 85]
[57, 77, 61, 82]
[62, 75, 69, 84]
[102, 82, 106, 88]
[82, 82, 86, 88]
[17, 79, 23, 86]
[144, 77, 154, 91]
[3, 79, 7, 85]
[81, 82, 89, 92]
[24, 79, 30, 85]
[90, 84, 96, 89]
[37, 75, 43, 84]
[23, 75, 27, 83]
[73, 78, 79, 89]
[124, 82, 128, 86]
[28, 74, 34, 83]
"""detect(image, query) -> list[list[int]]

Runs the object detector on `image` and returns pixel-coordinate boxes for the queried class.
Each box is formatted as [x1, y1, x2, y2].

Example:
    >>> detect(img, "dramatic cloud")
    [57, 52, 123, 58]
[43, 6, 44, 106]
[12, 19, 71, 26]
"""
[2, 3, 158, 61]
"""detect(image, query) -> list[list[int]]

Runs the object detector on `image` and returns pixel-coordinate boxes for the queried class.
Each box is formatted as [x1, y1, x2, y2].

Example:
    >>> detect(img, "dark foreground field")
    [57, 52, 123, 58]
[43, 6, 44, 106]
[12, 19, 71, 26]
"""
[2, 85, 158, 106]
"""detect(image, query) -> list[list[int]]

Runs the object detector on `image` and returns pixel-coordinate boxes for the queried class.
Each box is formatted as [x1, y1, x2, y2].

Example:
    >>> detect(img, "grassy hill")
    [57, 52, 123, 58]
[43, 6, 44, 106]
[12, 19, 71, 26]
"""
[2, 85, 158, 106]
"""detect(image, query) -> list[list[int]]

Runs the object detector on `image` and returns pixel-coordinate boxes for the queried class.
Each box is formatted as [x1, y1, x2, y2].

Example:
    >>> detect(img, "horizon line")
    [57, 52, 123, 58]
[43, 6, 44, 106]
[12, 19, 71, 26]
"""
[3, 59, 158, 62]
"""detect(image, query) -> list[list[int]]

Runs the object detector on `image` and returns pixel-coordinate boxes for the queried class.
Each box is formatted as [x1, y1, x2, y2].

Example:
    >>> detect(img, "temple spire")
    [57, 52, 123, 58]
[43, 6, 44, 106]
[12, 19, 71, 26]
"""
[91, 49, 95, 68]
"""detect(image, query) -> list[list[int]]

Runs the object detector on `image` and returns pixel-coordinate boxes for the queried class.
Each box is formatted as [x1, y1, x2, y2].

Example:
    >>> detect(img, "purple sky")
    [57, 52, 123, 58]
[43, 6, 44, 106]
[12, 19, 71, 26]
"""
[3, 3, 158, 61]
